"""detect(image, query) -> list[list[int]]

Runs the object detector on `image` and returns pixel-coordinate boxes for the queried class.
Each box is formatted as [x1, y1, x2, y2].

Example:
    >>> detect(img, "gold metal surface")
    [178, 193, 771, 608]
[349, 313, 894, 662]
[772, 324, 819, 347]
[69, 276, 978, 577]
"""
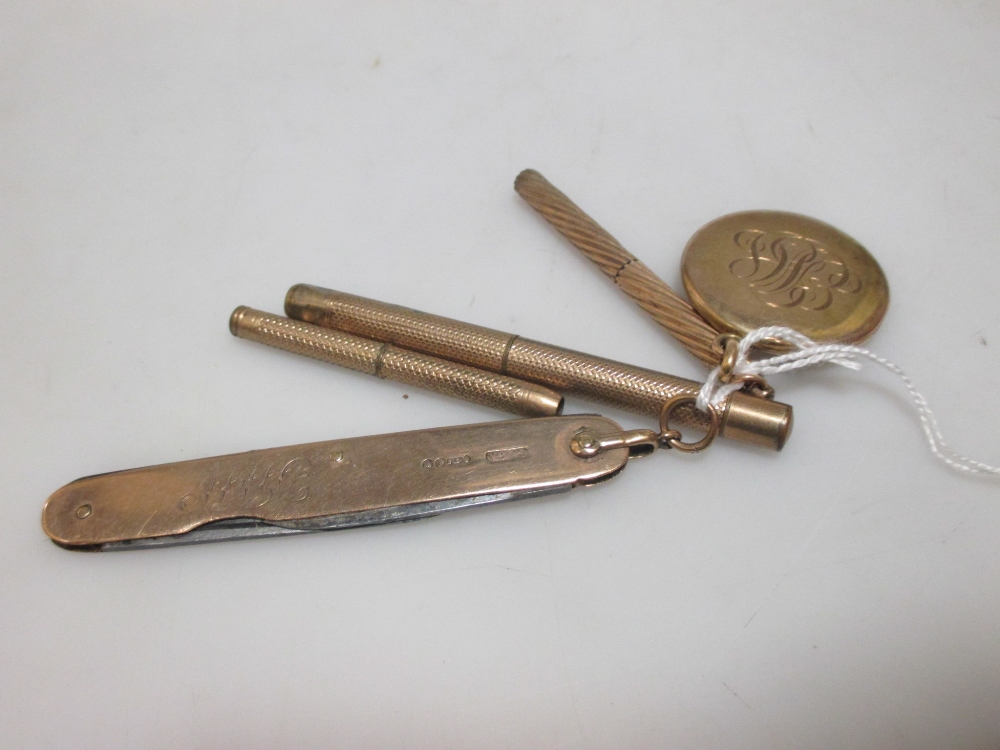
[503, 337, 708, 427]
[285, 285, 793, 451]
[717, 336, 740, 385]
[285, 284, 514, 370]
[682, 211, 889, 346]
[659, 396, 719, 453]
[719, 387, 794, 450]
[43, 415, 630, 549]
[569, 428, 660, 459]
[514, 169, 720, 367]
[231, 307, 563, 418]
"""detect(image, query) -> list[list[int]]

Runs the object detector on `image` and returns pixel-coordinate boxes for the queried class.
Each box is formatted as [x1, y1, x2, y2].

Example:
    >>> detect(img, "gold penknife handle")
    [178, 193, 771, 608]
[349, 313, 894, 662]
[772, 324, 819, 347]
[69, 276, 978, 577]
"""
[284, 286, 793, 451]
[230, 307, 563, 418]
[43, 416, 629, 549]
[514, 169, 720, 367]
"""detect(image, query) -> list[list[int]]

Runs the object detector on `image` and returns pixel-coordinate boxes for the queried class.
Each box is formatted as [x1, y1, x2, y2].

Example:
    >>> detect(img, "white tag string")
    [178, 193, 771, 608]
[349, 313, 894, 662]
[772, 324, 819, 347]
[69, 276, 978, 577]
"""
[697, 326, 1000, 476]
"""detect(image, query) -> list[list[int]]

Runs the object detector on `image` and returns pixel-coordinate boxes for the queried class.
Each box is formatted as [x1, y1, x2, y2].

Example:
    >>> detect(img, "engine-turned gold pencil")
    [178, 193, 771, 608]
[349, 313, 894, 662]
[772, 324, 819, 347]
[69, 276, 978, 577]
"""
[230, 307, 564, 418]
[284, 285, 793, 451]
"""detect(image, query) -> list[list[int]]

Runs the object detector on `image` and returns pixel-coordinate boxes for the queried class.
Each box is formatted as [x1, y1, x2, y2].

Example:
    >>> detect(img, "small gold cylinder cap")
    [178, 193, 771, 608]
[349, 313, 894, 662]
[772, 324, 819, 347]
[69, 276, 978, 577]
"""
[719, 391, 793, 451]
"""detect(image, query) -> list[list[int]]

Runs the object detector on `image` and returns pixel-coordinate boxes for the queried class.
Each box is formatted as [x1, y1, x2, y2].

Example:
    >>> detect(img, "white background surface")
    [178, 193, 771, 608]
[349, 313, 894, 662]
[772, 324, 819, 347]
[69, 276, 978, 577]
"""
[2, 2, 1000, 748]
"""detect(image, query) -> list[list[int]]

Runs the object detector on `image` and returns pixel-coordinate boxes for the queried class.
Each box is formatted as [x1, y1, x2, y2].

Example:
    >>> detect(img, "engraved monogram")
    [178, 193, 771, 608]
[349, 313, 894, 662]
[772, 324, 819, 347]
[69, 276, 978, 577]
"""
[181, 456, 316, 510]
[729, 230, 862, 310]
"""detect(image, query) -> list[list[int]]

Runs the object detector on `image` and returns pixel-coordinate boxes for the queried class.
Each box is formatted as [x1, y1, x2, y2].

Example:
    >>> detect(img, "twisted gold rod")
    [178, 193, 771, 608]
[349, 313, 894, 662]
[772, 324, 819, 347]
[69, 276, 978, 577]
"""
[514, 169, 720, 367]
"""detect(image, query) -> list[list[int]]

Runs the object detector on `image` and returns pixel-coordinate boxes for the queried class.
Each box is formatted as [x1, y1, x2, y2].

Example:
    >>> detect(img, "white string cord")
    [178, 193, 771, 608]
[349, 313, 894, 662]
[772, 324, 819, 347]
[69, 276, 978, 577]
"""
[696, 326, 1000, 476]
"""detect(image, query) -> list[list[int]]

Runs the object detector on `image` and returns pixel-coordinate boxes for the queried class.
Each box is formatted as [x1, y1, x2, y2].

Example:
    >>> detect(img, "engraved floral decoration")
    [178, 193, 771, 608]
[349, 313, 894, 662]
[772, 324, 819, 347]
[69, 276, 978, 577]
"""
[182, 456, 315, 511]
[729, 230, 862, 310]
